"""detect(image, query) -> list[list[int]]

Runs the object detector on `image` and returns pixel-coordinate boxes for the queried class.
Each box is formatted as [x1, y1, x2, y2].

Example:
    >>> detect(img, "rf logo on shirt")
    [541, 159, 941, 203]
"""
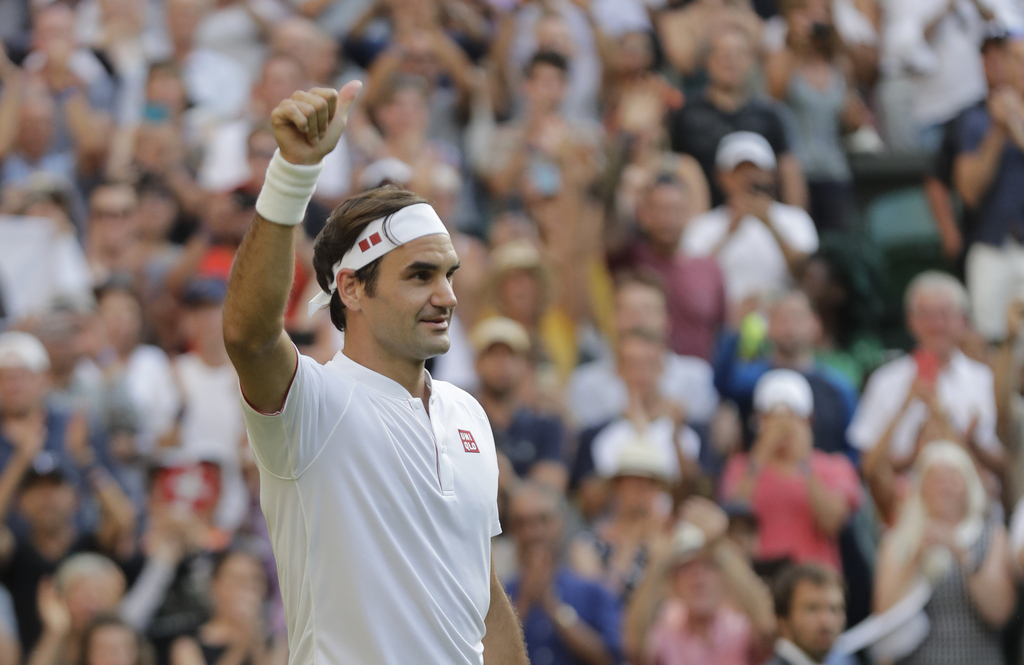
[459, 430, 479, 453]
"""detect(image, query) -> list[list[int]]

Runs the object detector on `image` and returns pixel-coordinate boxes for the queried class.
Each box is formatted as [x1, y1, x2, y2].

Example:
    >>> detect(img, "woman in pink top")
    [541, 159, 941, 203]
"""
[722, 370, 860, 570]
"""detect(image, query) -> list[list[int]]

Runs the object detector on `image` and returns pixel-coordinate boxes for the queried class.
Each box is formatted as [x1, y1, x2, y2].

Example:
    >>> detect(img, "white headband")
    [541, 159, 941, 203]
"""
[307, 202, 450, 316]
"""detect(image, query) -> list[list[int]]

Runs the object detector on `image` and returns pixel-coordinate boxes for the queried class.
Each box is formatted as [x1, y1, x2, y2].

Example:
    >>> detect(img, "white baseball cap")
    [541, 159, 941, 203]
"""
[715, 131, 777, 171]
[0, 331, 51, 373]
[612, 438, 671, 481]
[753, 369, 813, 418]
[669, 520, 707, 565]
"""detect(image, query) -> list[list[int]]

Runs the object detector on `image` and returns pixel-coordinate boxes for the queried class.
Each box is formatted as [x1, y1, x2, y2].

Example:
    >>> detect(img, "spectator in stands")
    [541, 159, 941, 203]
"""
[607, 172, 727, 362]
[168, 279, 247, 532]
[170, 549, 283, 665]
[80, 615, 153, 665]
[953, 33, 1024, 342]
[86, 183, 143, 285]
[571, 440, 674, 604]
[505, 482, 621, 665]
[722, 370, 861, 570]
[874, 441, 1015, 665]
[623, 497, 776, 665]
[851, 272, 1002, 521]
[765, 0, 873, 232]
[27, 553, 127, 665]
[569, 275, 719, 431]
[483, 51, 600, 203]
[471, 317, 568, 493]
[766, 564, 847, 665]
[880, 0, 991, 151]
[669, 24, 807, 209]
[714, 290, 859, 457]
[683, 132, 819, 317]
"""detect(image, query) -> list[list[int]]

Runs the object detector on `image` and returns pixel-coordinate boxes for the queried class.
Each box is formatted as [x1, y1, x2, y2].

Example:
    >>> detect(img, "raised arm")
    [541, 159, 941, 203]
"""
[223, 83, 361, 414]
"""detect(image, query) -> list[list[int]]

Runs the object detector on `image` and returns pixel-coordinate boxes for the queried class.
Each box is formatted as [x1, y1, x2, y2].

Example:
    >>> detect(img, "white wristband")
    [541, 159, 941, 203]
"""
[255, 149, 324, 226]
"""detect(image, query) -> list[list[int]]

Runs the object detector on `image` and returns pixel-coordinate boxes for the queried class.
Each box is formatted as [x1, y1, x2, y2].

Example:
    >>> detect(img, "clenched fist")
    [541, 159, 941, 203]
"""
[271, 80, 362, 166]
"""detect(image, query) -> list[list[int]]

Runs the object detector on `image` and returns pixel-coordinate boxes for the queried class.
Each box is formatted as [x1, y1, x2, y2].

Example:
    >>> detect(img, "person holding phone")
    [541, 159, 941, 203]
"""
[682, 131, 819, 323]
[850, 272, 1004, 522]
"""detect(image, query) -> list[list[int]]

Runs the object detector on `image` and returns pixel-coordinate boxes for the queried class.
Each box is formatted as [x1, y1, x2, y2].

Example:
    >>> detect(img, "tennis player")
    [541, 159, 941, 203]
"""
[223, 82, 529, 664]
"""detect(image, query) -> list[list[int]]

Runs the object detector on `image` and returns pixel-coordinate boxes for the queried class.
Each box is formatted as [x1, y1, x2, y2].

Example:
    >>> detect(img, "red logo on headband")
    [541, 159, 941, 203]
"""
[359, 233, 383, 253]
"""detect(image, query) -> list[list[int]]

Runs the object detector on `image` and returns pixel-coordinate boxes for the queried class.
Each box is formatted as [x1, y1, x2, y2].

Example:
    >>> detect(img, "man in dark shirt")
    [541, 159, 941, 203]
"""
[669, 23, 807, 209]
[471, 317, 568, 492]
[952, 33, 1024, 341]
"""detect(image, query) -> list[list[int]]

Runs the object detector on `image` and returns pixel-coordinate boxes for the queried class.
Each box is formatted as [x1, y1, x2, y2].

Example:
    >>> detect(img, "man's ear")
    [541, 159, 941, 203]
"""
[336, 269, 363, 313]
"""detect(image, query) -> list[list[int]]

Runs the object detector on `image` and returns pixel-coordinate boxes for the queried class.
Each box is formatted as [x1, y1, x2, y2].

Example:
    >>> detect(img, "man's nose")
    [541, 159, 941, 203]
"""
[432, 277, 458, 310]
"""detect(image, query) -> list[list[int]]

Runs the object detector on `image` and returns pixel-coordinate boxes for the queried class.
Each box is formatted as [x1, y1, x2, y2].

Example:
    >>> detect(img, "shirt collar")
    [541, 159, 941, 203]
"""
[328, 351, 433, 400]
[775, 639, 823, 665]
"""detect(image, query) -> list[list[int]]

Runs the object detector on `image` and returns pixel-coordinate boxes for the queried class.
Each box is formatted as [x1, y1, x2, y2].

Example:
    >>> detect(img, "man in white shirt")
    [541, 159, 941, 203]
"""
[222, 83, 528, 664]
[849, 272, 1003, 515]
[683, 132, 819, 317]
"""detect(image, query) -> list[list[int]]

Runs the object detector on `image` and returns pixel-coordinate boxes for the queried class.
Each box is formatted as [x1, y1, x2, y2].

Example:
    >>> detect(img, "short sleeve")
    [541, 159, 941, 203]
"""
[769, 204, 819, 254]
[240, 349, 336, 479]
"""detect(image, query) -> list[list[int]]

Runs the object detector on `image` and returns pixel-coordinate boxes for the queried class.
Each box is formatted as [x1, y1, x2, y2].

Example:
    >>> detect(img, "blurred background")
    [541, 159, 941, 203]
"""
[2, 0, 1024, 663]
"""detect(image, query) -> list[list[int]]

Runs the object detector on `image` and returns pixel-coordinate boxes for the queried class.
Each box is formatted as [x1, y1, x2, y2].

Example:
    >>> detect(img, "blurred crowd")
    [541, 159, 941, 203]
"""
[4, 0, 1024, 664]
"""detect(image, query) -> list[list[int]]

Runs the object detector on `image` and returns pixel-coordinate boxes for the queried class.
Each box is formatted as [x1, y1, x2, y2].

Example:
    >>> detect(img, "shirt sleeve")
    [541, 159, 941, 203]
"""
[240, 348, 336, 479]
[846, 366, 894, 452]
[972, 364, 1001, 452]
[769, 204, 819, 254]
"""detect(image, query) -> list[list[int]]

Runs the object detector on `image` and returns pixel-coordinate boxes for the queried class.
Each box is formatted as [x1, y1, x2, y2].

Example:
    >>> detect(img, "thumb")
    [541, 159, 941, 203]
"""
[324, 80, 363, 143]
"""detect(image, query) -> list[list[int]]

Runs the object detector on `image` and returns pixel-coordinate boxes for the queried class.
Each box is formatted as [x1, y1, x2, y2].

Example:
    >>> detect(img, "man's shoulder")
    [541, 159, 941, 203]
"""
[432, 380, 491, 423]
[865, 354, 915, 387]
[951, 350, 994, 383]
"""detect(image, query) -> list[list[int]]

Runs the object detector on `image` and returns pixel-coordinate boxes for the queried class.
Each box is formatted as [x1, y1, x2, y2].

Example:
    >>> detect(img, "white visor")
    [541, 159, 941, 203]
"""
[308, 202, 450, 316]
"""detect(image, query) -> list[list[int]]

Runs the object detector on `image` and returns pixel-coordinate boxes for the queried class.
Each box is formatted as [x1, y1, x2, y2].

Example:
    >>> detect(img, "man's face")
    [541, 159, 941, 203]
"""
[780, 581, 845, 662]
[99, 291, 142, 356]
[181, 304, 225, 353]
[0, 366, 48, 417]
[89, 186, 139, 249]
[509, 489, 561, 554]
[525, 63, 567, 115]
[617, 335, 665, 397]
[257, 58, 307, 111]
[672, 556, 724, 619]
[707, 29, 754, 92]
[20, 481, 77, 534]
[637, 183, 689, 248]
[87, 625, 138, 665]
[32, 4, 75, 51]
[376, 89, 429, 139]
[351, 234, 459, 362]
[66, 572, 124, 633]
[718, 162, 775, 199]
[769, 294, 819, 358]
[615, 284, 668, 339]
[476, 343, 527, 399]
[908, 288, 965, 358]
[498, 269, 542, 325]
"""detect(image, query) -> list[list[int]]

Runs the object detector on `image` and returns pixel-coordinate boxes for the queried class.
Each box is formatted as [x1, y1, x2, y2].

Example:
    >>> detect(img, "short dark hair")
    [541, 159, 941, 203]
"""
[525, 50, 569, 78]
[773, 563, 844, 618]
[312, 187, 429, 332]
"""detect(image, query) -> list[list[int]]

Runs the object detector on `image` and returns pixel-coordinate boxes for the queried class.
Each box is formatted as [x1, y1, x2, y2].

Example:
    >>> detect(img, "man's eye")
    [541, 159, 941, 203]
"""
[413, 272, 430, 281]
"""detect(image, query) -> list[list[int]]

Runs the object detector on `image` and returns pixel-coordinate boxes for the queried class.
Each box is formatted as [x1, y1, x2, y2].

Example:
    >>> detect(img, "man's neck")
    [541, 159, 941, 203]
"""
[776, 637, 825, 665]
[342, 335, 428, 402]
[706, 84, 749, 113]
[479, 391, 516, 429]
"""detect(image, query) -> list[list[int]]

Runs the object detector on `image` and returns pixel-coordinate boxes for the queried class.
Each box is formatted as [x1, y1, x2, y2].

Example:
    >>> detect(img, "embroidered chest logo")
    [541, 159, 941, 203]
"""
[459, 429, 479, 453]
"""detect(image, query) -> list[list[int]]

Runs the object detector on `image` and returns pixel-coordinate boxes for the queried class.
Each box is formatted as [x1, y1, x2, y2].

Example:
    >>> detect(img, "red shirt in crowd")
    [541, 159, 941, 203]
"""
[609, 240, 726, 361]
[647, 599, 756, 665]
[721, 451, 861, 570]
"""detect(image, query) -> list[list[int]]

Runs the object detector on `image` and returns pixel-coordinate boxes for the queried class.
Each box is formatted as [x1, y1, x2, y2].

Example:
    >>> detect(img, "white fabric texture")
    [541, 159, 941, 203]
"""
[965, 241, 1024, 341]
[591, 416, 701, 479]
[682, 203, 819, 304]
[568, 353, 719, 430]
[847, 351, 1000, 457]
[241, 349, 500, 665]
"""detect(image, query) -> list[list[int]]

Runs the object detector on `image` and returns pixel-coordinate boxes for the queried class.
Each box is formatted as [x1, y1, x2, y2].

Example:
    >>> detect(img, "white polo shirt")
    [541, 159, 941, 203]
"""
[241, 350, 501, 665]
[682, 203, 819, 304]
[847, 350, 1000, 458]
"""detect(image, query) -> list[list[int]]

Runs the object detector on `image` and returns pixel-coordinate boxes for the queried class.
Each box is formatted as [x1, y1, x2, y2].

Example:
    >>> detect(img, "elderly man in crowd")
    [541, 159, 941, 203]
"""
[851, 271, 1003, 520]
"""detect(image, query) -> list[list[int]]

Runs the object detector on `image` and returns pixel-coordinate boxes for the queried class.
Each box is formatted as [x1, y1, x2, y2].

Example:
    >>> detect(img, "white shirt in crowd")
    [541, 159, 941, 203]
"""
[591, 416, 701, 479]
[241, 350, 500, 665]
[682, 202, 819, 305]
[568, 353, 719, 430]
[0, 215, 93, 322]
[881, 0, 987, 126]
[174, 354, 248, 531]
[847, 350, 1000, 459]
